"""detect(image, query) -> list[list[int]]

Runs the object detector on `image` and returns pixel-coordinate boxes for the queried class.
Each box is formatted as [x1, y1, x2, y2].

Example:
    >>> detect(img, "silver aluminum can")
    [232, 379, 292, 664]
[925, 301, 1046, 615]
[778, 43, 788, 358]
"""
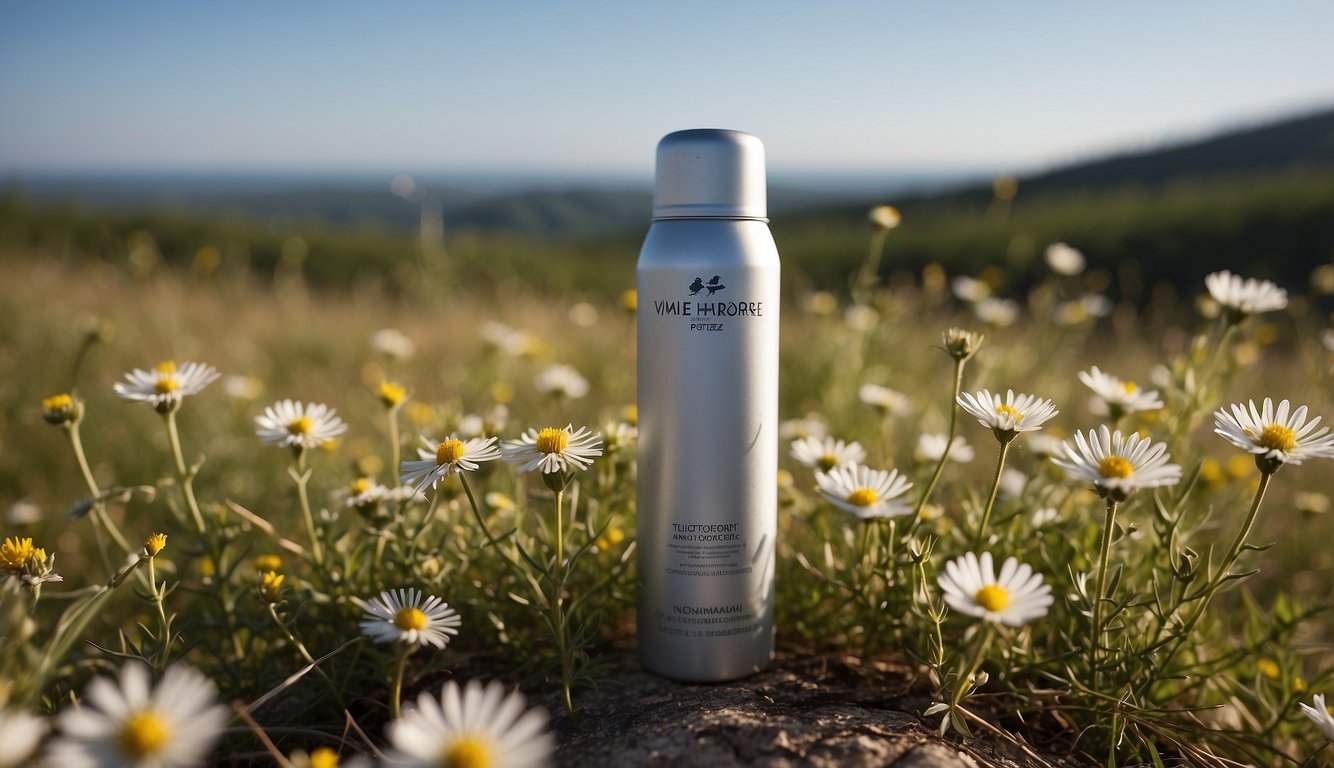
[636, 129, 779, 681]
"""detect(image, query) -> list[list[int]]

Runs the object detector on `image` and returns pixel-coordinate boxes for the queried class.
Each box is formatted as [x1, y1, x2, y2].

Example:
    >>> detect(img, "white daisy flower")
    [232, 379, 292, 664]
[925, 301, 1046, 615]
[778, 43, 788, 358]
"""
[602, 421, 638, 452]
[1025, 433, 1066, 459]
[942, 328, 984, 361]
[1031, 507, 1060, 528]
[951, 275, 991, 303]
[382, 679, 553, 768]
[815, 464, 913, 519]
[400, 435, 502, 494]
[255, 400, 348, 451]
[1054, 294, 1113, 326]
[113, 361, 219, 413]
[859, 384, 911, 416]
[868, 204, 901, 230]
[843, 305, 880, 333]
[0, 706, 45, 768]
[1299, 693, 1334, 742]
[956, 389, 1059, 442]
[915, 433, 974, 464]
[221, 375, 263, 401]
[534, 364, 589, 400]
[790, 436, 867, 472]
[973, 297, 1020, 327]
[501, 425, 603, 475]
[371, 328, 417, 360]
[1205, 270, 1288, 318]
[1213, 398, 1334, 472]
[937, 551, 1053, 627]
[1044, 242, 1085, 276]
[458, 405, 510, 439]
[479, 321, 540, 358]
[339, 477, 388, 510]
[1078, 366, 1164, 419]
[801, 290, 839, 317]
[999, 468, 1027, 501]
[1052, 425, 1182, 502]
[779, 414, 827, 441]
[357, 588, 461, 649]
[47, 662, 228, 768]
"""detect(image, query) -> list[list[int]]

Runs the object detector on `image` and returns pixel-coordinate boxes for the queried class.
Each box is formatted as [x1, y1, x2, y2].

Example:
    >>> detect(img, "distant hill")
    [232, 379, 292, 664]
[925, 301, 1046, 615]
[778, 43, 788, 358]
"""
[773, 106, 1334, 305]
[890, 106, 1334, 212]
[1020, 107, 1334, 194]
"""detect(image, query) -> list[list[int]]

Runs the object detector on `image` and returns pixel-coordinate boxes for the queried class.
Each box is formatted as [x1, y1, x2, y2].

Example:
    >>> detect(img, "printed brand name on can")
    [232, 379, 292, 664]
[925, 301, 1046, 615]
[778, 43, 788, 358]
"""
[652, 274, 764, 331]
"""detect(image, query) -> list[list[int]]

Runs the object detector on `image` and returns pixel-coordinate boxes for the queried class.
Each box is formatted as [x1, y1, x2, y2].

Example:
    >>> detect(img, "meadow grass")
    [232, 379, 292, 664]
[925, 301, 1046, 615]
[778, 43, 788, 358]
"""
[1, 228, 1333, 766]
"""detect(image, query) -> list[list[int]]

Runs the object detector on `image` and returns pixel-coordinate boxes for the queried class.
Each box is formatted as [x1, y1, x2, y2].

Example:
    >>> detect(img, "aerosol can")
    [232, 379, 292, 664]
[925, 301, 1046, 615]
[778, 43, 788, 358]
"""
[636, 129, 780, 681]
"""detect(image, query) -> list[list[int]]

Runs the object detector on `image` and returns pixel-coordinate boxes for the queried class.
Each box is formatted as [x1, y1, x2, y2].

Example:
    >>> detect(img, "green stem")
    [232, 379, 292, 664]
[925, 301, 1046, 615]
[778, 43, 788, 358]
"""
[147, 556, 172, 670]
[1091, 498, 1119, 691]
[390, 646, 410, 718]
[387, 407, 401, 485]
[266, 603, 344, 707]
[855, 228, 890, 303]
[973, 438, 1013, 549]
[554, 489, 565, 569]
[911, 357, 968, 526]
[164, 410, 245, 659]
[292, 451, 324, 566]
[1141, 471, 1273, 698]
[64, 421, 132, 565]
[460, 475, 520, 569]
[164, 410, 207, 534]
[948, 623, 997, 714]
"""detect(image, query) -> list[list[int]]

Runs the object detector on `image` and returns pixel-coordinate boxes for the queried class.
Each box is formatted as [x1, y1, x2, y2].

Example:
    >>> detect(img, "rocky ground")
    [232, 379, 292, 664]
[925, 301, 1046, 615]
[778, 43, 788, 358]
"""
[538, 651, 1087, 767]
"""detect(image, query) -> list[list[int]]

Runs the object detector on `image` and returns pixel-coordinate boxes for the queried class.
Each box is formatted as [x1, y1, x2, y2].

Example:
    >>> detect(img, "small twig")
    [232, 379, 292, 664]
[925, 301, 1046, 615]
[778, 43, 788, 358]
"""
[225, 499, 307, 556]
[232, 701, 296, 768]
[343, 709, 384, 758]
[957, 706, 1056, 768]
[238, 638, 360, 714]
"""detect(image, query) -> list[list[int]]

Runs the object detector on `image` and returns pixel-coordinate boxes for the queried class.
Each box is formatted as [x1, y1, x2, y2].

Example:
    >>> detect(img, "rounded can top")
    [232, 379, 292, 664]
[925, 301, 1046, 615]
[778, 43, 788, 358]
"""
[653, 129, 767, 221]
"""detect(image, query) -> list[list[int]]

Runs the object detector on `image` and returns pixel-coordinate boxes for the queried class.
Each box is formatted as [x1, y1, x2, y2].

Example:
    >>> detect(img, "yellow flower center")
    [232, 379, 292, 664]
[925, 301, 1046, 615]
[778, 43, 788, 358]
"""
[260, 571, 284, 602]
[288, 416, 313, 435]
[535, 427, 568, 455]
[994, 404, 1024, 422]
[1098, 456, 1134, 479]
[120, 710, 170, 758]
[441, 736, 494, 768]
[1257, 659, 1280, 680]
[974, 584, 1010, 613]
[144, 533, 167, 557]
[847, 487, 879, 507]
[308, 746, 341, 768]
[1257, 424, 1297, 452]
[817, 453, 840, 471]
[1, 537, 35, 570]
[435, 439, 467, 465]
[1122, 381, 1138, 394]
[394, 607, 428, 631]
[154, 361, 177, 374]
[379, 381, 407, 407]
[154, 376, 180, 395]
[43, 393, 74, 412]
[352, 478, 371, 494]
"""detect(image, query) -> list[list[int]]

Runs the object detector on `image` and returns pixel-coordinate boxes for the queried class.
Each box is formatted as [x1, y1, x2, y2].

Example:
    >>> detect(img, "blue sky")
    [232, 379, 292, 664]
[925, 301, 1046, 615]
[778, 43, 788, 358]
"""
[1, 1, 1332, 177]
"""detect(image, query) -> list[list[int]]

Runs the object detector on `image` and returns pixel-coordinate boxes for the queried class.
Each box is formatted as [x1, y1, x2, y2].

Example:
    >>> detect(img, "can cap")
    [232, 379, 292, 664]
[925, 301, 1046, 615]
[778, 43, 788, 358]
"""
[653, 129, 767, 220]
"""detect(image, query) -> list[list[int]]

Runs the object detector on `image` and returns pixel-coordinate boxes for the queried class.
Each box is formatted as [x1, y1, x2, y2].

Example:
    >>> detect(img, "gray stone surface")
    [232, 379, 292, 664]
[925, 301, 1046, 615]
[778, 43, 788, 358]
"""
[542, 652, 1078, 767]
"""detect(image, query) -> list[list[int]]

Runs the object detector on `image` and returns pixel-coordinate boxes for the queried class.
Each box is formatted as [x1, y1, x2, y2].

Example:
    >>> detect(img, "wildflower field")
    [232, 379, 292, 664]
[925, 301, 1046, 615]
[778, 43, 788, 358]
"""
[2, 210, 1334, 767]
